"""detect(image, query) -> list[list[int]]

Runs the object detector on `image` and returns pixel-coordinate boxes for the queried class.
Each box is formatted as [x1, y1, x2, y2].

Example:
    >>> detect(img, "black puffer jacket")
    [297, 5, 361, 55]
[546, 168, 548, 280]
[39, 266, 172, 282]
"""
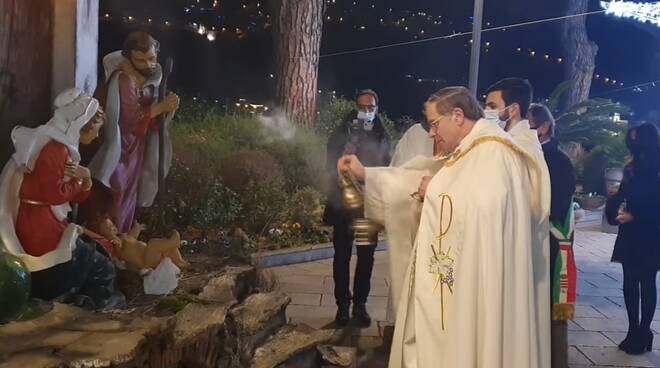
[323, 112, 390, 226]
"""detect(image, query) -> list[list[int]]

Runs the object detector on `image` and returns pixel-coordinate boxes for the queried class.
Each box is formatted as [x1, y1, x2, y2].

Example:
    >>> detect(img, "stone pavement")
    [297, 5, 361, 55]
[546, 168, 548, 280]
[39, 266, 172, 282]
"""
[271, 219, 660, 367]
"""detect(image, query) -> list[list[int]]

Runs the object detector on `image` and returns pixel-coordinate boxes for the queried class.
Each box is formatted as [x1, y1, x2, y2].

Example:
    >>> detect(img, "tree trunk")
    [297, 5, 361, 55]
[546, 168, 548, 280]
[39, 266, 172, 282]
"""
[561, 0, 598, 110]
[271, 0, 323, 128]
[0, 0, 53, 165]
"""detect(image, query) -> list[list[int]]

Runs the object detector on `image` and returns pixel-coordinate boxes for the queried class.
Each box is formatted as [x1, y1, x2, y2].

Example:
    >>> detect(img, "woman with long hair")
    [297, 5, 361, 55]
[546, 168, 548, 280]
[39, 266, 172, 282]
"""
[606, 123, 660, 355]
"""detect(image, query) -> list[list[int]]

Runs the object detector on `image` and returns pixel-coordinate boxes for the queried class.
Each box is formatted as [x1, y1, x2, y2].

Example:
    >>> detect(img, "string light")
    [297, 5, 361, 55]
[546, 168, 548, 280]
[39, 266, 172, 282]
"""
[596, 78, 660, 97]
[601, 1, 660, 27]
[101, 5, 604, 52]
[503, 46, 624, 86]
[101, 2, 469, 43]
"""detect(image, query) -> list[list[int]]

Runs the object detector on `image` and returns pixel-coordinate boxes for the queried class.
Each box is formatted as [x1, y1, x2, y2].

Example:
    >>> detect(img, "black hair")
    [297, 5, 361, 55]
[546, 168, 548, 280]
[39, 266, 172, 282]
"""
[528, 103, 555, 137]
[486, 78, 533, 118]
[356, 89, 379, 105]
[628, 123, 660, 174]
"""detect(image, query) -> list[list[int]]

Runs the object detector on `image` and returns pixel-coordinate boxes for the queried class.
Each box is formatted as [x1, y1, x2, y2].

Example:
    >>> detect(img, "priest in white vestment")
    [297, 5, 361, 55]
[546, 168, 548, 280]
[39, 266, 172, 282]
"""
[486, 78, 552, 367]
[384, 123, 435, 321]
[390, 123, 435, 166]
[339, 87, 551, 368]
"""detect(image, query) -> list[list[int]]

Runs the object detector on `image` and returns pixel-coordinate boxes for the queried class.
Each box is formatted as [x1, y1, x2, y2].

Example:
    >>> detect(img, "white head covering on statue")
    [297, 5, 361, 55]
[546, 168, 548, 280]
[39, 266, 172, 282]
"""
[12, 88, 99, 171]
[0, 88, 99, 272]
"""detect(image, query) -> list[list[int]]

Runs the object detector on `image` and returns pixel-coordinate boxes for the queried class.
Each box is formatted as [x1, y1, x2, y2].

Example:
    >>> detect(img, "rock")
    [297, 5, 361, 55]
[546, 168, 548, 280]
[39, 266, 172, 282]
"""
[226, 292, 291, 366]
[148, 302, 233, 368]
[0, 303, 171, 368]
[251, 325, 334, 368]
[0, 263, 270, 368]
[174, 302, 231, 346]
[317, 345, 357, 367]
[198, 266, 255, 304]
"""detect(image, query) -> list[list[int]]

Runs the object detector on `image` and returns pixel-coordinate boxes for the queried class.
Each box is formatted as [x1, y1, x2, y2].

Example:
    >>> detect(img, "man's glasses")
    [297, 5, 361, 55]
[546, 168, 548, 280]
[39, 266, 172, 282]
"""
[426, 117, 442, 130]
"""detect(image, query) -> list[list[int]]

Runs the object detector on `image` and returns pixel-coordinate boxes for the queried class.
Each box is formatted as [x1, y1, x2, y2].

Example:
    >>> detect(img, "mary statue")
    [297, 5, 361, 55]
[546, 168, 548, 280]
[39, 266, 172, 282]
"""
[0, 88, 124, 309]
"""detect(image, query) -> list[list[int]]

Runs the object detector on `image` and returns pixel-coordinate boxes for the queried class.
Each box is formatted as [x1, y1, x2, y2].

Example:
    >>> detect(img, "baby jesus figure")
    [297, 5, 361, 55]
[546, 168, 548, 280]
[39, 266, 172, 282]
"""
[86, 215, 188, 271]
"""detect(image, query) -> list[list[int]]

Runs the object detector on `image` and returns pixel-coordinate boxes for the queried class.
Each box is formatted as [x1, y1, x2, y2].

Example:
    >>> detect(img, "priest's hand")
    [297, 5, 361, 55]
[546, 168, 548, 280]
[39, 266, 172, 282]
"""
[418, 176, 433, 199]
[337, 155, 365, 182]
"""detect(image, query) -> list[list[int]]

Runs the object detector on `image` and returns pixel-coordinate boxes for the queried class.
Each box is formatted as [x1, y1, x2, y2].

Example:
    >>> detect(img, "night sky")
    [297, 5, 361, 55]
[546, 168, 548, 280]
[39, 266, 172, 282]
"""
[99, 0, 660, 122]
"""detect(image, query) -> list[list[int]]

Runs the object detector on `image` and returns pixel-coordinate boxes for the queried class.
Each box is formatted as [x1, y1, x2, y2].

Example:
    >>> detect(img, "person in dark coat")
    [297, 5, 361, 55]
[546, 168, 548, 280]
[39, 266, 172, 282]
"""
[323, 89, 390, 327]
[606, 123, 660, 355]
[529, 104, 577, 368]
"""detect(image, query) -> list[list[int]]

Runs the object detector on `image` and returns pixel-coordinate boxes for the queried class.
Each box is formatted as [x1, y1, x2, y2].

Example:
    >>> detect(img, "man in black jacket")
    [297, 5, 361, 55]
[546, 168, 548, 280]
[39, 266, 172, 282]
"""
[529, 103, 577, 368]
[323, 89, 390, 327]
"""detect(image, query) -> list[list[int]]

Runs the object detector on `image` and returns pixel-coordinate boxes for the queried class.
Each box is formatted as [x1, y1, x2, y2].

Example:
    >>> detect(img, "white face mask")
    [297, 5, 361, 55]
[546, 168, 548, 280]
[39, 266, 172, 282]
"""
[484, 107, 509, 130]
[357, 109, 377, 123]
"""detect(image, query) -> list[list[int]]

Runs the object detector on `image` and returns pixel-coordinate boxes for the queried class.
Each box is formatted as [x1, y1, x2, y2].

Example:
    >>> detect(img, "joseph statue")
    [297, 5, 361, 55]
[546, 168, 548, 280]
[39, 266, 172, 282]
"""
[81, 32, 180, 231]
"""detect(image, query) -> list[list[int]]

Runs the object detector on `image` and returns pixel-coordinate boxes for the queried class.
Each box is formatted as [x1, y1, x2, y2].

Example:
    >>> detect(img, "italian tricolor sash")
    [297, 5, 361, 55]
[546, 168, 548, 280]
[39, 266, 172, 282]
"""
[550, 205, 577, 321]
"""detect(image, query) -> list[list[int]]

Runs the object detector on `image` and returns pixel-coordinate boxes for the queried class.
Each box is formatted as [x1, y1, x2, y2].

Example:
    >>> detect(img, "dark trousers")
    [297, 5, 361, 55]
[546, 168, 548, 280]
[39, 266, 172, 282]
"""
[622, 263, 658, 333]
[332, 219, 376, 306]
[551, 320, 568, 368]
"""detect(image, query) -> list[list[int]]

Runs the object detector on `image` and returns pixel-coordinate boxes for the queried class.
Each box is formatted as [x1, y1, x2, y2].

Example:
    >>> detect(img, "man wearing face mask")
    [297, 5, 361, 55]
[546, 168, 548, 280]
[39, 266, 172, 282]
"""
[485, 78, 554, 367]
[323, 89, 390, 327]
[485, 78, 533, 132]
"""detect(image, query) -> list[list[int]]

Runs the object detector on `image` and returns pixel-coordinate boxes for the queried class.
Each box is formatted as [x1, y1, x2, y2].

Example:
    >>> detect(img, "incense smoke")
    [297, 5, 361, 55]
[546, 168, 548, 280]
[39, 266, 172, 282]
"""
[258, 110, 297, 142]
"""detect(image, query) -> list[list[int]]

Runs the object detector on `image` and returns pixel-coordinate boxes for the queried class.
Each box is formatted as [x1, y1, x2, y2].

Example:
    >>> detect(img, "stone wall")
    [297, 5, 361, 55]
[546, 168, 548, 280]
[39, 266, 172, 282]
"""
[0, 266, 354, 368]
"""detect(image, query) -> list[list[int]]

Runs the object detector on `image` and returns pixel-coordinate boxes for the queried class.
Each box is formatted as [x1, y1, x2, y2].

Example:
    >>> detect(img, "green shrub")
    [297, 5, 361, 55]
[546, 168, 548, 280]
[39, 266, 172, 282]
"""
[316, 97, 354, 138]
[139, 158, 241, 237]
[140, 100, 333, 249]
[582, 147, 608, 195]
[260, 131, 327, 193]
[191, 180, 242, 229]
[220, 150, 284, 194]
[547, 81, 630, 171]
[238, 176, 289, 235]
[287, 187, 324, 230]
